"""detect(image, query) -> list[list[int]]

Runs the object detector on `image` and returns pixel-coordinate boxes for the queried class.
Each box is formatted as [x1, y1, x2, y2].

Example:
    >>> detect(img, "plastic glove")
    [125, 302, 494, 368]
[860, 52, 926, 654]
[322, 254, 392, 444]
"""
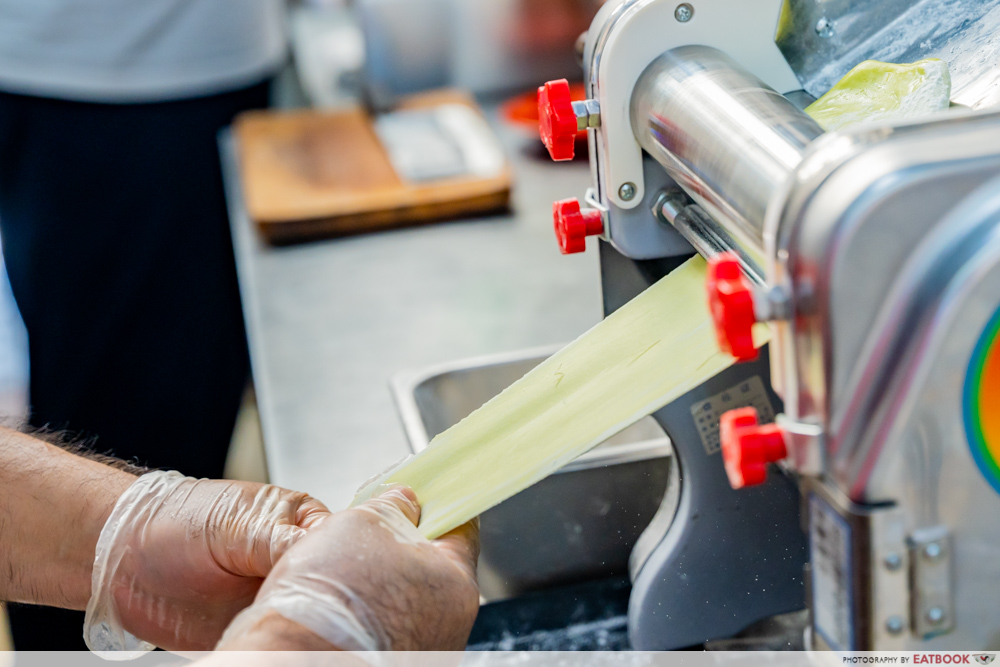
[217, 486, 480, 652]
[84, 470, 329, 658]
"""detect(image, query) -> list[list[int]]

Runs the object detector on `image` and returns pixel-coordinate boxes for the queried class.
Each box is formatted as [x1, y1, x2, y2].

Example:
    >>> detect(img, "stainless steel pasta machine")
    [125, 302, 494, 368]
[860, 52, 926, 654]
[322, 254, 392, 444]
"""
[538, 0, 1000, 651]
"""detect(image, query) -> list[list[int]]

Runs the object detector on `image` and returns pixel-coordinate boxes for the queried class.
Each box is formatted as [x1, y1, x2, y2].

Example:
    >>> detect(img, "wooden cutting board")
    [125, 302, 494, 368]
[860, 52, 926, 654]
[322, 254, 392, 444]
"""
[233, 90, 512, 245]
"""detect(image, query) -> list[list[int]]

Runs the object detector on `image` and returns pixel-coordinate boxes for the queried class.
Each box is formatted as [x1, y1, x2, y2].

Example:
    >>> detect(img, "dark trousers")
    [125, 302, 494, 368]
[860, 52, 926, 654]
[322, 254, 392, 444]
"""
[0, 81, 268, 649]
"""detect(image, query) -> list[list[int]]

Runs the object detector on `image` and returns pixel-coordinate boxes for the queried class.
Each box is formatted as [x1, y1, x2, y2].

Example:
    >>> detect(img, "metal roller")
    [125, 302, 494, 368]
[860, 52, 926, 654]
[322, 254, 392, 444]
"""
[630, 45, 823, 267]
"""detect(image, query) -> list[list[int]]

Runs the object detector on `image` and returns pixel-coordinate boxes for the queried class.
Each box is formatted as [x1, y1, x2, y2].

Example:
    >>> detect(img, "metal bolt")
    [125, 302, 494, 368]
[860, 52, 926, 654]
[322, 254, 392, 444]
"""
[674, 3, 694, 22]
[926, 607, 946, 625]
[923, 542, 944, 561]
[815, 16, 835, 38]
[885, 616, 905, 635]
[883, 553, 903, 571]
[619, 182, 638, 201]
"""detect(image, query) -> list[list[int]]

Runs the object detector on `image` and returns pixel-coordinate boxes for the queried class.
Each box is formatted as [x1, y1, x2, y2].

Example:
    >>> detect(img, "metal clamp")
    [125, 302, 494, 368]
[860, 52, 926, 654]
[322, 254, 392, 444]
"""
[908, 526, 954, 639]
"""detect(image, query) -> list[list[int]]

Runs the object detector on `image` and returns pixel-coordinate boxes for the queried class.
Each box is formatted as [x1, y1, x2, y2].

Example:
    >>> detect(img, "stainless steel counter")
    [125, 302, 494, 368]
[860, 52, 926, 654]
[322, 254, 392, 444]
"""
[222, 119, 603, 509]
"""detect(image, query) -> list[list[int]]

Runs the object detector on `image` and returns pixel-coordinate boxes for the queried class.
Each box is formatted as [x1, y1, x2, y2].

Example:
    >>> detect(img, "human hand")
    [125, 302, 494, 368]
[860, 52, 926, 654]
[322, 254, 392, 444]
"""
[84, 471, 330, 656]
[217, 486, 480, 652]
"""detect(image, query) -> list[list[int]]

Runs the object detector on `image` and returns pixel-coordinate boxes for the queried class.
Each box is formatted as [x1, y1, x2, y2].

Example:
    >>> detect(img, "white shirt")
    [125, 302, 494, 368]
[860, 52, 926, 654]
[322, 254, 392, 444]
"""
[0, 0, 287, 102]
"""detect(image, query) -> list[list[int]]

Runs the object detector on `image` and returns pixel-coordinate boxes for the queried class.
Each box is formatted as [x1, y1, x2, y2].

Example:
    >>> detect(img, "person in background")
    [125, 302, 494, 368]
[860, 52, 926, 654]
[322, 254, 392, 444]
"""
[0, 0, 285, 648]
[0, 425, 480, 654]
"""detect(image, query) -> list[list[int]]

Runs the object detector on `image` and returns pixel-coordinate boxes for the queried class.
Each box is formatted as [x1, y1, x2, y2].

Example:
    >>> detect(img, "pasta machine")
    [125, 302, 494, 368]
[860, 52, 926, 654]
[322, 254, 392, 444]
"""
[538, 0, 1000, 652]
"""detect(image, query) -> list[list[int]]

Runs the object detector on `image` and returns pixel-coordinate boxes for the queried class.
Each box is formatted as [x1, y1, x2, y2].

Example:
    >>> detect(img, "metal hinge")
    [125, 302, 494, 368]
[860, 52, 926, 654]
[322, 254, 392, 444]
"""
[908, 525, 954, 639]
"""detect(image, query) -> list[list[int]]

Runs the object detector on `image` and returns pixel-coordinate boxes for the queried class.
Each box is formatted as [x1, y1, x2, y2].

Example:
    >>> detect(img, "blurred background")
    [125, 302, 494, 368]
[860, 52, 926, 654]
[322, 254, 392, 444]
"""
[0, 0, 608, 454]
[0, 0, 608, 424]
[354, 0, 601, 106]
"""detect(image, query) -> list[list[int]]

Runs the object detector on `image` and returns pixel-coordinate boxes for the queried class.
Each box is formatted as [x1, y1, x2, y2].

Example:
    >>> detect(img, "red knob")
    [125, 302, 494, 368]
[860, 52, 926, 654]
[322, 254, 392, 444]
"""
[706, 252, 758, 362]
[553, 199, 603, 254]
[720, 407, 787, 490]
[538, 79, 578, 161]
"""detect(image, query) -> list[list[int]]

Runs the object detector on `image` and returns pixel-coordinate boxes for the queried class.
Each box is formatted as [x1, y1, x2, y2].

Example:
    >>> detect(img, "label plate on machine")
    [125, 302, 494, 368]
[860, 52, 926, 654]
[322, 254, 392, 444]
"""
[810, 494, 854, 651]
[689, 375, 774, 456]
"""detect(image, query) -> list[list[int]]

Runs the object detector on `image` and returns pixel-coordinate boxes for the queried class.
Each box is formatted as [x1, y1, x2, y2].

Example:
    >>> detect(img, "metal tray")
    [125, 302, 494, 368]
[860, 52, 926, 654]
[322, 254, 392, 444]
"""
[390, 345, 672, 601]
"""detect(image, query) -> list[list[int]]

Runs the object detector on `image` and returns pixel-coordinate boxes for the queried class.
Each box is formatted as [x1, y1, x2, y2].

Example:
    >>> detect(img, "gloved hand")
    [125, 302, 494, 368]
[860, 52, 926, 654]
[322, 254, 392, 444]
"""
[84, 470, 330, 657]
[216, 486, 480, 652]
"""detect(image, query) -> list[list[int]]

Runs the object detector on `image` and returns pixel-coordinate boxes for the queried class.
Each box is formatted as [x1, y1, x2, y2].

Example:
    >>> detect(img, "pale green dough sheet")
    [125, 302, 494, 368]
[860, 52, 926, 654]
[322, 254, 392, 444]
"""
[805, 58, 952, 131]
[353, 256, 768, 539]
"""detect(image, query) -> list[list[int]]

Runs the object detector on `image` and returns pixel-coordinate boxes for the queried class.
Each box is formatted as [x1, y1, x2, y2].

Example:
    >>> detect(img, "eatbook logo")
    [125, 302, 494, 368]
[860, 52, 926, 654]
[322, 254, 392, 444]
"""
[974, 656, 995, 665]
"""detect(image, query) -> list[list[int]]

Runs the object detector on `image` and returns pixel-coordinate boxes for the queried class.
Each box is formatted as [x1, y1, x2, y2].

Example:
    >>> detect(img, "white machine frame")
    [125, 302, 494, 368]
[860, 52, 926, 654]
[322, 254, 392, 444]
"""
[586, 0, 799, 210]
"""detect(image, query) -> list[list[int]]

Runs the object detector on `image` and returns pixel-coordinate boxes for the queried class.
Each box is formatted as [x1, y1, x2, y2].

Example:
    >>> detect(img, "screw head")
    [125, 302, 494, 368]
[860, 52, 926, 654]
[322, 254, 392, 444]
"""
[674, 3, 694, 22]
[619, 182, 638, 201]
[926, 607, 946, 624]
[883, 553, 903, 571]
[885, 615, 905, 635]
[923, 542, 944, 561]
